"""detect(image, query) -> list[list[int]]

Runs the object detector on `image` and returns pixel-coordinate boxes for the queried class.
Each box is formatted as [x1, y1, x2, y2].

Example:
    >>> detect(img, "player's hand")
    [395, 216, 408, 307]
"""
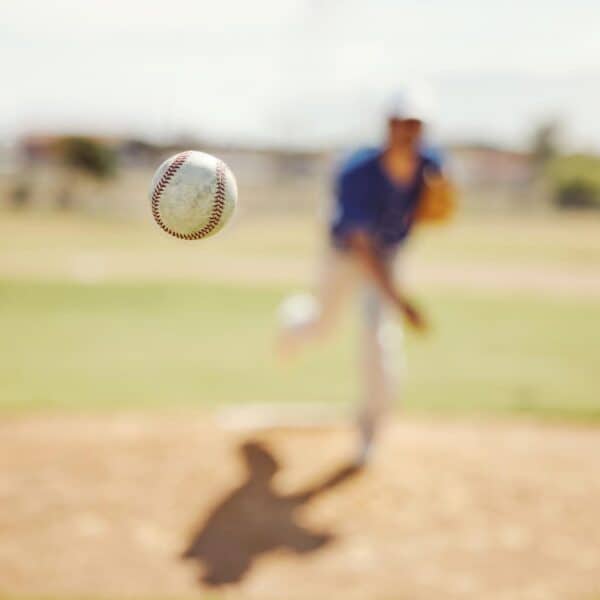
[399, 298, 428, 332]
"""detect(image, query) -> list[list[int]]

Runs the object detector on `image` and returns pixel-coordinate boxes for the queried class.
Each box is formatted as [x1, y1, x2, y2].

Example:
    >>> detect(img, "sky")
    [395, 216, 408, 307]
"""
[3, 0, 600, 150]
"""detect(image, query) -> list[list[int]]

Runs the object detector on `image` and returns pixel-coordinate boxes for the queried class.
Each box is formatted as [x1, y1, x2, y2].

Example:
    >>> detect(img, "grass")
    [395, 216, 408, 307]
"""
[1, 278, 599, 420]
[408, 212, 600, 268]
[1, 210, 600, 283]
[0, 208, 599, 420]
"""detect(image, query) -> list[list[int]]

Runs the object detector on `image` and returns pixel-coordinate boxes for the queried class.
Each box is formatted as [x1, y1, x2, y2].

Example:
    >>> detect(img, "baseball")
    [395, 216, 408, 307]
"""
[150, 151, 237, 240]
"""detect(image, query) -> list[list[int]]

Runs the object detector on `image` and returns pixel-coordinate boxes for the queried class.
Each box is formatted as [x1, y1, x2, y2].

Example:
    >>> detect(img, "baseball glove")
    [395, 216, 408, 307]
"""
[414, 173, 456, 224]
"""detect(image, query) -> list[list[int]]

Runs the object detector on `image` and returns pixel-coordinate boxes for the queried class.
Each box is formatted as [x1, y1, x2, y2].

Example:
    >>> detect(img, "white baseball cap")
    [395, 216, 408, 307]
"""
[386, 85, 434, 122]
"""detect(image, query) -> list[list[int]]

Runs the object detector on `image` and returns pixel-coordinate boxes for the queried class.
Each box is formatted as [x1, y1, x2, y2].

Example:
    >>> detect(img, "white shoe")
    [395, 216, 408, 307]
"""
[278, 293, 319, 328]
[276, 293, 319, 360]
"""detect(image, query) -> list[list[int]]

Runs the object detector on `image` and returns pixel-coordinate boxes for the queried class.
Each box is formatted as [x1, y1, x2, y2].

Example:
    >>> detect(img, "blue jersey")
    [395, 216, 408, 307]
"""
[330, 147, 443, 251]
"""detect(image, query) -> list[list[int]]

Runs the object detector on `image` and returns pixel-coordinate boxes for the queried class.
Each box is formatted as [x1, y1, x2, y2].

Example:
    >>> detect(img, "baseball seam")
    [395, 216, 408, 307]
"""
[151, 152, 227, 240]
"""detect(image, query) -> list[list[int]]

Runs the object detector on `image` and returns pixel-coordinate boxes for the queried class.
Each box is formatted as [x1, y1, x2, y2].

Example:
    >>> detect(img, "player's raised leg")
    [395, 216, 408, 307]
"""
[278, 249, 356, 357]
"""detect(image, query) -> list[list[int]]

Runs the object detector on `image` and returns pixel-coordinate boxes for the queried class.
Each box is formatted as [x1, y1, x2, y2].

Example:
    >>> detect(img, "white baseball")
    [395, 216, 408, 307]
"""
[150, 151, 237, 240]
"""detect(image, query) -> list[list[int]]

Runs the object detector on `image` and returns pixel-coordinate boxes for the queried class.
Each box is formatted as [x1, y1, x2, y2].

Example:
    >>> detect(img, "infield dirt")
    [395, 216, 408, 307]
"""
[1, 414, 599, 600]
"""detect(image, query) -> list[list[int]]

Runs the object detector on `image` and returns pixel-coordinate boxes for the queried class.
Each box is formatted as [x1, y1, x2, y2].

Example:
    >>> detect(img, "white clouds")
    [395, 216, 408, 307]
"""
[4, 0, 304, 35]
[1, 0, 599, 148]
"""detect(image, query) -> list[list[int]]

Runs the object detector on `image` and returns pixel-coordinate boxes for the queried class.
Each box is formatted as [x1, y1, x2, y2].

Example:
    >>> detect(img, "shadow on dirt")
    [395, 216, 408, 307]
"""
[181, 440, 362, 586]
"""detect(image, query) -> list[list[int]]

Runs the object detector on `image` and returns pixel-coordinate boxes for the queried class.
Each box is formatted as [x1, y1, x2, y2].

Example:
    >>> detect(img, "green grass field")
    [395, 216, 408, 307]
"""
[1, 210, 599, 420]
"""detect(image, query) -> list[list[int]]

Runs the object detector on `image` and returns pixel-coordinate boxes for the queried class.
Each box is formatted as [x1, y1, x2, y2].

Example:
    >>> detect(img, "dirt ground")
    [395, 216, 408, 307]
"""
[1, 414, 599, 600]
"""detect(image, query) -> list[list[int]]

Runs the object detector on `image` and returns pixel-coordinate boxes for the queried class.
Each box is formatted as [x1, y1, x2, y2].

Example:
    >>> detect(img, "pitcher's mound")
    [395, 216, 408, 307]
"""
[1, 414, 599, 600]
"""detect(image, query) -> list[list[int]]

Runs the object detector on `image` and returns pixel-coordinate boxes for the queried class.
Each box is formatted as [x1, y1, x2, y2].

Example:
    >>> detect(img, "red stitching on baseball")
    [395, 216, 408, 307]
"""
[151, 153, 227, 240]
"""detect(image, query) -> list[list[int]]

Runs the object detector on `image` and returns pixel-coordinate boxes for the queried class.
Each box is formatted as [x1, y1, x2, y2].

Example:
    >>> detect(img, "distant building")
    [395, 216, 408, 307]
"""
[451, 145, 535, 190]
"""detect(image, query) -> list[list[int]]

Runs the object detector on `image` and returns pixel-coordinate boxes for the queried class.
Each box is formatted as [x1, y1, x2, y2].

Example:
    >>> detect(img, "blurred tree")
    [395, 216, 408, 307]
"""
[10, 181, 32, 209]
[530, 121, 560, 167]
[556, 179, 599, 209]
[547, 154, 600, 210]
[53, 136, 118, 211]
[57, 137, 117, 180]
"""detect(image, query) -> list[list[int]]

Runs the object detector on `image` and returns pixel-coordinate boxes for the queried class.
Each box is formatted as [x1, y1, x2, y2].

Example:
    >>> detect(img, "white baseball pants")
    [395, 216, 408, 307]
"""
[282, 248, 402, 445]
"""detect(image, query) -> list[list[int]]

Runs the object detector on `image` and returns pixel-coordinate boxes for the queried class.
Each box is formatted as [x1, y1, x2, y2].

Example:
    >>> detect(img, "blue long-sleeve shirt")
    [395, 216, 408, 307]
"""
[330, 147, 443, 251]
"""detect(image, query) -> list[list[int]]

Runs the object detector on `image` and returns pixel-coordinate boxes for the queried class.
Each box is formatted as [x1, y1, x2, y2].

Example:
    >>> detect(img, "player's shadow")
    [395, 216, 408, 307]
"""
[181, 440, 362, 587]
